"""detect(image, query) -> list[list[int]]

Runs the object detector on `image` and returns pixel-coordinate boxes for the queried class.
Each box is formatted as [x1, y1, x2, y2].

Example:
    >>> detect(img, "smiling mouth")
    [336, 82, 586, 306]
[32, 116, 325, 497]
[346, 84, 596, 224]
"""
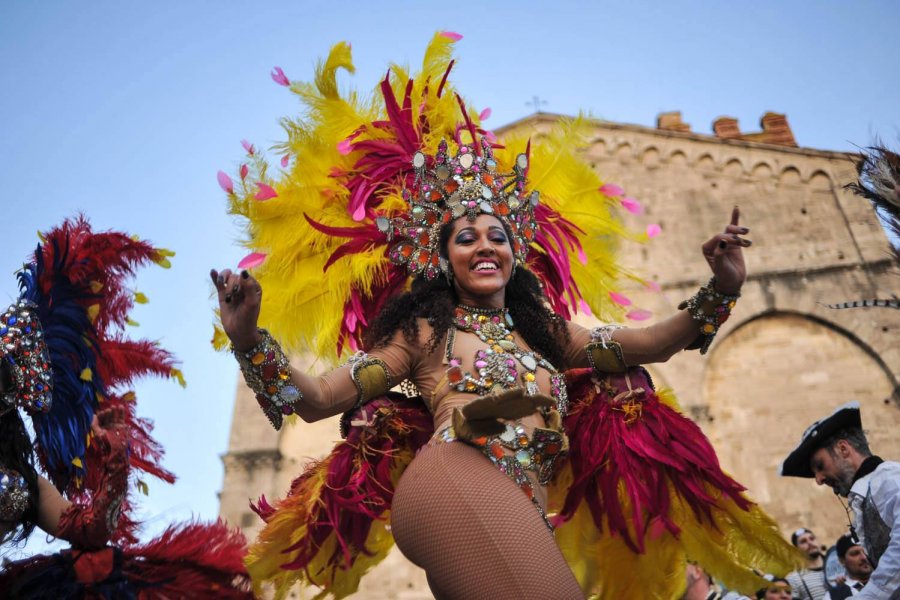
[472, 261, 499, 272]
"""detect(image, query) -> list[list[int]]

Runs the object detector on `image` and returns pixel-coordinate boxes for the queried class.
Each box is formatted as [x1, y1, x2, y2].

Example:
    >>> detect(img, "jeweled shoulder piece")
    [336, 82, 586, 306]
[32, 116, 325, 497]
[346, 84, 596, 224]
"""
[0, 300, 53, 415]
[0, 466, 30, 522]
[378, 137, 539, 280]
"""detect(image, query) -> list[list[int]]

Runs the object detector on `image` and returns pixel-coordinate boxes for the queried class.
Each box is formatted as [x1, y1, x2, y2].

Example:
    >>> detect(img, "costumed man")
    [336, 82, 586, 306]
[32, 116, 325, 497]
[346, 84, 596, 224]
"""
[781, 402, 900, 599]
[786, 528, 829, 600]
[824, 534, 873, 599]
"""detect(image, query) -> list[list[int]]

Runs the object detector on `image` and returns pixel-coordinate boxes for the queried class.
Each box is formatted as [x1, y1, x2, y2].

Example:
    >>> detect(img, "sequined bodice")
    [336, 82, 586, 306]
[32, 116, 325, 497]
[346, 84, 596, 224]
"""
[432, 306, 568, 424]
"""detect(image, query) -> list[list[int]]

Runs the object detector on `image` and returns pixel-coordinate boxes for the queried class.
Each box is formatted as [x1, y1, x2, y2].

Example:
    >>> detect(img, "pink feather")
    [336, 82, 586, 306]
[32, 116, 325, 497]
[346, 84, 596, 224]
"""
[440, 31, 463, 41]
[254, 183, 278, 200]
[599, 183, 624, 197]
[479, 107, 492, 120]
[240, 164, 249, 180]
[646, 223, 662, 238]
[237, 253, 267, 270]
[271, 66, 290, 87]
[281, 154, 290, 168]
[609, 291, 632, 306]
[626, 308, 653, 321]
[337, 139, 353, 155]
[241, 139, 255, 155]
[217, 171, 234, 194]
[621, 196, 643, 214]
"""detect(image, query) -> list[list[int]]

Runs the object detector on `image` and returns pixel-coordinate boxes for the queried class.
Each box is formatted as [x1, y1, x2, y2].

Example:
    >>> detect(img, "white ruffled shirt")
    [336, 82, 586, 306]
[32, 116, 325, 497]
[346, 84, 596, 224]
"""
[848, 460, 900, 599]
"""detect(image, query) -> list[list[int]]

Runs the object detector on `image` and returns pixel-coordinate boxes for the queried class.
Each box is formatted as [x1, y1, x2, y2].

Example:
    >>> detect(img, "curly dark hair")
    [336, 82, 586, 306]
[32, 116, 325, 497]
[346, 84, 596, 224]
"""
[363, 221, 571, 369]
[0, 404, 41, 545]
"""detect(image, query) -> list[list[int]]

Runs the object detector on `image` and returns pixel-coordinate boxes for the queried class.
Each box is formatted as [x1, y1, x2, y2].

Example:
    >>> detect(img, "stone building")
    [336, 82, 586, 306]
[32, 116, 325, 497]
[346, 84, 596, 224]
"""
[219, 111, 899, 598]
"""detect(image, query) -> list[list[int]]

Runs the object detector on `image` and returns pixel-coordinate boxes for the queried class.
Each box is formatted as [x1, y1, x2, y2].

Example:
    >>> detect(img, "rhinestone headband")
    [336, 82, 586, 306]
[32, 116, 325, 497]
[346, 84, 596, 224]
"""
[377, 137, 540, 280]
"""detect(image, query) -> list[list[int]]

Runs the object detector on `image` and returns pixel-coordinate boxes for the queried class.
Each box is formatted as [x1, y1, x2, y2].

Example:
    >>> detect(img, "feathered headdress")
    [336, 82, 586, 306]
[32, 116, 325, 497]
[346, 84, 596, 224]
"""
[216, 32, 644, 361]
[825, 141, 899, 310]
[10, 217, 182, 501]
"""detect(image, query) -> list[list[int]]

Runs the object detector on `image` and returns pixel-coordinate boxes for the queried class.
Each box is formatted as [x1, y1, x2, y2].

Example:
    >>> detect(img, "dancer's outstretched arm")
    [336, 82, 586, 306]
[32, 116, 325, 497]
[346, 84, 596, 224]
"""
[567, 206, 750, 367]
[212, 268, 414, 426]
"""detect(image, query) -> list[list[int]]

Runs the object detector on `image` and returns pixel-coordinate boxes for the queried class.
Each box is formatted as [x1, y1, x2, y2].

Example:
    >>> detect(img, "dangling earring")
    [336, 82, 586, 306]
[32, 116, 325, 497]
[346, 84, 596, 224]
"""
[511, 259, 518, 279]
[440, 257, 454, 286]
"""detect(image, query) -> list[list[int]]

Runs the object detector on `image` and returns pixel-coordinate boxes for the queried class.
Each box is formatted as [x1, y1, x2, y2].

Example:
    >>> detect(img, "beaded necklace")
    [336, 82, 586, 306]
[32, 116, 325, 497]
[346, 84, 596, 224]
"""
[445, 304, 568, 416]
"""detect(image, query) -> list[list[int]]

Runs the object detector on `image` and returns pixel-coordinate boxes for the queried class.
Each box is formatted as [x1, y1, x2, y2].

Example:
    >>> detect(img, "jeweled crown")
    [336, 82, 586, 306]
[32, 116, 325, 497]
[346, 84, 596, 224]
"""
[377, 137, 540, 280]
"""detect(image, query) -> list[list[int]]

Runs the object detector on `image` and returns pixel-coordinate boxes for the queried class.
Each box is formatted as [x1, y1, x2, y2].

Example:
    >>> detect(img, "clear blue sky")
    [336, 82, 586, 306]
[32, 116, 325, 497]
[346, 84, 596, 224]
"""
[2, 1, 898, 554]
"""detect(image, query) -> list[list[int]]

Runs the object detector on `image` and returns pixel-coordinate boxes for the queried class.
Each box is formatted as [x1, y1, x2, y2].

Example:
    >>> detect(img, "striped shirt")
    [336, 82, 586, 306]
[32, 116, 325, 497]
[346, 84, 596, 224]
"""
[786, 568, 828, 600]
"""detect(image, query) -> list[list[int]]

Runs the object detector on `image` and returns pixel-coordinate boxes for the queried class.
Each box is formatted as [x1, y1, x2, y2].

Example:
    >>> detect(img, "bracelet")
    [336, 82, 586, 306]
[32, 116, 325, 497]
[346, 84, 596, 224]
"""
[233, 329, 301, 430]
[678, 278, 740, 354]
[345, 351, 392, 410]
[585, 324, 627, 373]
[338, 351, 392, 439]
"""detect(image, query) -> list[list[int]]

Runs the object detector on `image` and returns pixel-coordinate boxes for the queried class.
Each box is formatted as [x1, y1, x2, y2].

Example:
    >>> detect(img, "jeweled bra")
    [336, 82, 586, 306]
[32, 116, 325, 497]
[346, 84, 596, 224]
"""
[444, 305, 568, 416]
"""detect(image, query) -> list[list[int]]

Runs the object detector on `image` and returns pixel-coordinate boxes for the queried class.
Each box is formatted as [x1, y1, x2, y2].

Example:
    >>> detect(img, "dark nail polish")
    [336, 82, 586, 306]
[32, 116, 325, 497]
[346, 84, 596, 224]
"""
[232, 284, 239, 293]
[740, 227, 749, 233]
[241, 270, 249, 279]
[217, 275, 224, 285]
[718, 240, 727, 249]
[225, 295, 232, 303]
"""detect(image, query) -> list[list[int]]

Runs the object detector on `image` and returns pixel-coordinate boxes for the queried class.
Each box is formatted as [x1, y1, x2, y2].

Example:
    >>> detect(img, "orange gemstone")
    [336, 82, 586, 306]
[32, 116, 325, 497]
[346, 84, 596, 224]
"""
[400, 244, 414, 258]
[418, 232, 430, 245]
[425, 212, 437, 225]
[251, 352, 265, 365]
[496, 202, 510, 216]
[418, 250, 429, 264]
[482, 174, 494, 186]
[431, 254, 440, 266]
[430, 190, 442, 201]
[447, 366, 463, 384]
[444, 179, 459, 193]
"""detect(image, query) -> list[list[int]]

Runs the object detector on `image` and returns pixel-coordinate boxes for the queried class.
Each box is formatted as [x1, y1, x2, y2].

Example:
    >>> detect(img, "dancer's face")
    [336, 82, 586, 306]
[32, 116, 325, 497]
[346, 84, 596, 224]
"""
[446, 214, 514, 309]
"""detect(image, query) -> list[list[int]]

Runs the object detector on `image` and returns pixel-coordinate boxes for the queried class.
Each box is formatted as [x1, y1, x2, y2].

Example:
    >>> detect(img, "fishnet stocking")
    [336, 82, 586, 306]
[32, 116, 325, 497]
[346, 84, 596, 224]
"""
[391, 442, 584, 599]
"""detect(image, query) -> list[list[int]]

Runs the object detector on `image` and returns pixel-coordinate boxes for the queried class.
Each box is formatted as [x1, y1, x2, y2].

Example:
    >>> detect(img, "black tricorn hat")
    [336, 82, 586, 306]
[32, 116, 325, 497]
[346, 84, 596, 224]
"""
[780, 402, 862, 478]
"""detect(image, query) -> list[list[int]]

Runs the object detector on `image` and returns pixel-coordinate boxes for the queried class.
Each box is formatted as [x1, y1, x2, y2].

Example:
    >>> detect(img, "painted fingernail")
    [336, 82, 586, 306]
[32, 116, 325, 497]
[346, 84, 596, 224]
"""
[718, 240, 727, 249]
[217, 275, 224, 285]
[232, 284, 239, 294]
[744, 240, 752, 246]
[241, 270, 249, 279]
[225, 295, 232, 303]
[740, 227, 749, 233]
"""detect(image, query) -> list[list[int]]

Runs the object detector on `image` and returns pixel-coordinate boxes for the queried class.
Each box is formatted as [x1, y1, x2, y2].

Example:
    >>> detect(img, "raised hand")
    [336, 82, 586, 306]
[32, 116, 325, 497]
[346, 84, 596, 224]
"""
[210, 268, 263, 351]
[700, 206, 750, 295]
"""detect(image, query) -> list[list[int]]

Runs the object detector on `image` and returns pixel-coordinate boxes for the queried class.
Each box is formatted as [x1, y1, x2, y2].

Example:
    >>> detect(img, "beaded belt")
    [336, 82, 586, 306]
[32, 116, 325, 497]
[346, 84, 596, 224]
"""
[437, 422, 566, 530]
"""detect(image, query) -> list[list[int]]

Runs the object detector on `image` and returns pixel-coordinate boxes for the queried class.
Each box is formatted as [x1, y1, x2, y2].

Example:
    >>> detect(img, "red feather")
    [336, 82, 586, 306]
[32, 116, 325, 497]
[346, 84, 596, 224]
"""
[557, 368, 750, 553]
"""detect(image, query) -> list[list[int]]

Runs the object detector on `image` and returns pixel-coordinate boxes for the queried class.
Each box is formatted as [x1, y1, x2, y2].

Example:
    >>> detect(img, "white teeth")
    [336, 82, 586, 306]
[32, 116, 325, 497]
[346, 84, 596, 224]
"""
[473, 262, 498, 271]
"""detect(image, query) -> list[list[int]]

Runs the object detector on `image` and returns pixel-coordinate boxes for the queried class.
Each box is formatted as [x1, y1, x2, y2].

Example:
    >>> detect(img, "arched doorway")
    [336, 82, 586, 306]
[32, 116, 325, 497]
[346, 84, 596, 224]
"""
[703, 312, 898, 545]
